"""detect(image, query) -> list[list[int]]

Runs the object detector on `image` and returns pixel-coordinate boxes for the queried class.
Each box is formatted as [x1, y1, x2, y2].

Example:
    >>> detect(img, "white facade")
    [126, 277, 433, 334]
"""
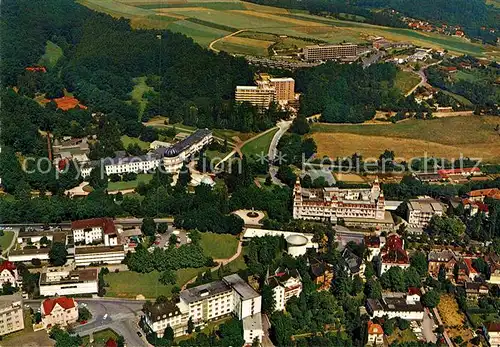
[73, 226, 103, 245]
[267, 269, 302, 312]
[0, 263, 18, 288]
[243, 314, 264, 345]
[407, 199, 444, 228]
[41, 297, 78, 328]
[235, 85, 276, 109]
[74, 246, 125, 267]
[39, 269, 98, 297]
[293, 179, 385, 223]
[0, 294, 24, 336]
[81, 130, 212, 178]
[367, 293, 424, 321]
[144, 301, 188, 338]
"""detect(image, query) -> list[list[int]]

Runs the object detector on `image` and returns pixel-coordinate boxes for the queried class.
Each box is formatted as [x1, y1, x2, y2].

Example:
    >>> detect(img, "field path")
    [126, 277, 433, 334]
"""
[209, 29, 247, 53]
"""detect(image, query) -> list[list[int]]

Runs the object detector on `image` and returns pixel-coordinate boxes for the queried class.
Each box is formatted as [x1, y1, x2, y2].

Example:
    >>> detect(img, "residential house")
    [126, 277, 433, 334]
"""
[342, 248, 365, 279]
[143, 299, 188, 338]
[465, 282, 489, 299]
[266, 268, 302, 312]
[428, 250, 458, 279]
[367, 321, 384, 346]
[367, 292, 424, 321]
[484, 322, 500, 347]
[0, 293, 24, 336]
[486, 253, 500, 285]
[379, 234, 410, 275]
[468, 188, 500, 202]
[41, 297, 78, 329]
[309, 258, 334, 291]
[0, 261, 19, 288]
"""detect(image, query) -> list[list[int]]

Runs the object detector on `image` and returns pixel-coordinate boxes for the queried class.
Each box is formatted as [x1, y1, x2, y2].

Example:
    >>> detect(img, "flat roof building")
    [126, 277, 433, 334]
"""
[0, 293, 24, 336]
[74, 245, 125, 267]
[407, 198, 444, 228]
[304, 44, 358, 61]
[39, 268, 98, 297]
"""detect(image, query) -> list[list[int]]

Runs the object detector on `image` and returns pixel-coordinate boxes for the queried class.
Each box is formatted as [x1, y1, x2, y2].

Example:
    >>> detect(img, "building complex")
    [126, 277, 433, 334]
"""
[303, 44, 358, 61]
[235, 73, 295, 109]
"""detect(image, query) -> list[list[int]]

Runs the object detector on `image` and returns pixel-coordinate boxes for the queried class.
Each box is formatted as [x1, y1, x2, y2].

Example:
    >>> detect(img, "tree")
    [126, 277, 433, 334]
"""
[290, 115, 310, 135]
[88, 164, 108, 191]
[2, 282, 16, 295]
[422, 289, 440, 308]
[177, 163, 191, 187]
[168, 234, 178, 248]
[187, 317, 194, 334]
[78, 307, 92, 321]
[49, 242, 68, 266]
[141, 217, 157, 237]
[261, 284, 275, 314]
[364, 278, 382, 299]
[163, 325, 174, 343]
[410, 251, 428, 277]
[159, 269, 176, 285]
[276, 165, 296, 187]
[157, 223, 168, 234]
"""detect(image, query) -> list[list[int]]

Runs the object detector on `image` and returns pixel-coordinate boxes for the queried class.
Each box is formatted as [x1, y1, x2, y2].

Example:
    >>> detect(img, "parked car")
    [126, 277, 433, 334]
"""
[137, 331, 143, 337]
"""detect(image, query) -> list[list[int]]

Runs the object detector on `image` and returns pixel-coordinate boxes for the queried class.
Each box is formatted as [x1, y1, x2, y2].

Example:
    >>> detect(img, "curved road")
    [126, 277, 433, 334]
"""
[268, 119, 292, 185]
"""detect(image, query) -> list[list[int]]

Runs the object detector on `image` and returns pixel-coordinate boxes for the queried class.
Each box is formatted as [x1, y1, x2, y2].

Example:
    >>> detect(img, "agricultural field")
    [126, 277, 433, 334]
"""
[310, 116, 500, 162]
[78, 0, 496, 58]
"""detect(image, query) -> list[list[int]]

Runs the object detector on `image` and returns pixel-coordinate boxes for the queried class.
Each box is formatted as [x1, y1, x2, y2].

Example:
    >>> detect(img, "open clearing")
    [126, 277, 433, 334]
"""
[121, 135, 150, 150]
[107, 173, 153, 191]
[130, 76, 153, 119]
[241, 128, 278, 157]
[199, 232, 239, 259]
[311, 116, 500, 162]
[394, 69, 421, 94]
[105, 268, 208, 298]
[39, 41, 63, 68]
[79, 0, 495, 58]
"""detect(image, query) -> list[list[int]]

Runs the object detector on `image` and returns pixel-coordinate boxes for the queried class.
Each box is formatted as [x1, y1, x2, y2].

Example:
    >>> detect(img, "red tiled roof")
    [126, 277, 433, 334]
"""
[71, 218, 116, 235]
[105, 339, 118, 347]
[408, 287, 421, 296]
[469, 188, 500, 200]
[438, 167, 479, 176]
[368, 321, 384, 335]
[41, 96, 87, 111]
[485, 322, 500, 332]
[26, 66, 47, 73]
[0, 261, 16, 276]
[463, 258, 478, 274]
[42, 297, 76, 315]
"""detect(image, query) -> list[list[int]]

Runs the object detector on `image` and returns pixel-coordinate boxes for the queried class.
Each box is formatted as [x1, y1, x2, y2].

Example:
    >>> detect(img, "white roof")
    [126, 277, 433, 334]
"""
[243, 228, 318, 249]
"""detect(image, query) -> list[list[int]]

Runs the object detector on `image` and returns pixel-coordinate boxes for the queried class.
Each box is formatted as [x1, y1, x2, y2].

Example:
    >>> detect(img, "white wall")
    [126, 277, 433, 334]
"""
[40, 281, 98, 297]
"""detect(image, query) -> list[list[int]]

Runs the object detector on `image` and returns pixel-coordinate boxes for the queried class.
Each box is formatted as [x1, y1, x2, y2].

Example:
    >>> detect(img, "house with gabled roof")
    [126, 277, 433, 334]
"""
[266, 267, 302, 311]
[41, 297, 78, 329]
[0, 261, 19, 288]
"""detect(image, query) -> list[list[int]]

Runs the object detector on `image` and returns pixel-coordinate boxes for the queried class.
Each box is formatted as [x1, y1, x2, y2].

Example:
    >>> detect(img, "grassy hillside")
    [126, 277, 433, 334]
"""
[311, 116, 500, 162]
[78, 0, 496, 58]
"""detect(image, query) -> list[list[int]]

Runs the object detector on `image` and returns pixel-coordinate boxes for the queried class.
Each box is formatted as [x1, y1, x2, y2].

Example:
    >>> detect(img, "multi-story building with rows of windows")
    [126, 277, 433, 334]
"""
[0, 293, 24, 336]
[143, 274, 263, 345]
[303, 43, 358, 61]
[293, 178, 390, 229]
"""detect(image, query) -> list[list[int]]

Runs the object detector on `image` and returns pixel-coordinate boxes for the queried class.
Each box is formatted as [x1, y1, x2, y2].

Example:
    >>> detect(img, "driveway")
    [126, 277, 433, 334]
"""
[422, 309, 437, 343]
[268, 119, 292, 185]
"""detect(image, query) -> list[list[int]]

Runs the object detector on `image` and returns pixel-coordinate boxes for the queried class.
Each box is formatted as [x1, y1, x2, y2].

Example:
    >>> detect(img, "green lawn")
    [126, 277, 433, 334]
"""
[130, 76, 154, 119]
[241, 128, 278, 157]
[199, 232, 239, 259]
[82, 328, 119, 347]
[387, 328, 417, 344]
[105, 268, 208, 298]
[121, 135, 151, 150]
[394, 69, 421, 94]
[38, 41, 63, 68]
[107, 174, 153, 191]
[0, 231, 15, 254]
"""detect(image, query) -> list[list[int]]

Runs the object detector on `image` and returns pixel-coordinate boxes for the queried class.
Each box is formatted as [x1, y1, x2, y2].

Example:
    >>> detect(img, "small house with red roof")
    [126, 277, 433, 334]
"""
[467, 188, 500, 202]
[367, 321, 384, 346]
[71, 218, 117, 246]
[379, 234, 410, 275]
[105, 339, 118, 347]
[41, 297, 78, 329]
[25, 66, 47, 73]
[40, 96, 87, 111]
[0, 261, 19, 288]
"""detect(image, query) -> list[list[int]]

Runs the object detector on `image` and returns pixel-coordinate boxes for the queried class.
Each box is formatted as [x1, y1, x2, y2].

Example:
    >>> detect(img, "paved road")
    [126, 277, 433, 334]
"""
[422, 309, 438, 343]
[268, 119, 292, 185]
[404, 60, 442, 97]
[261, 313, 275, 347]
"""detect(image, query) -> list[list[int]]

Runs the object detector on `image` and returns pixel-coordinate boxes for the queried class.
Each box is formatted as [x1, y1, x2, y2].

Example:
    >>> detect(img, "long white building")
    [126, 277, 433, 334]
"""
[74, 245, 125, 267]
[81, 129, 212, 177]
[367, 291, 424, 321]
[39, 268, 98, 297]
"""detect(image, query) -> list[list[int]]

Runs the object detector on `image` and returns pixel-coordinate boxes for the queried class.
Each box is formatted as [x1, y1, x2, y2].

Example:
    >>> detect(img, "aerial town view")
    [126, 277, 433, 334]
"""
[1, 0, 500, 346]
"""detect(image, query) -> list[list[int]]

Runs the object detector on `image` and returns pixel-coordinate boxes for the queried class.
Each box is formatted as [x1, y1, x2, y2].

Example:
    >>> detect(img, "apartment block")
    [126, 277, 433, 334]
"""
[407, 198, 444, 228]
[235, 85, 276, 109]
[269, 77, 295, 101]
[304, 44, 358, 61]
[0, 293, 24, 336]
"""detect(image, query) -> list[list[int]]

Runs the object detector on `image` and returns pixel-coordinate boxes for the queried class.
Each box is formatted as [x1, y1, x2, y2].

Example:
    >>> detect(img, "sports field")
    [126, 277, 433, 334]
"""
[311, 116, 500, 162]
[78, 0, 496, 58]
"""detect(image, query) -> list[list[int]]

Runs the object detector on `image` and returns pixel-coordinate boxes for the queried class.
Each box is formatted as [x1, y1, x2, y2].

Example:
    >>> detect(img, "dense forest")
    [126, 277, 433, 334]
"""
[245, 0, 499, 43]
[296, 62, 424, 122]
[1, 0, 282, 137]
